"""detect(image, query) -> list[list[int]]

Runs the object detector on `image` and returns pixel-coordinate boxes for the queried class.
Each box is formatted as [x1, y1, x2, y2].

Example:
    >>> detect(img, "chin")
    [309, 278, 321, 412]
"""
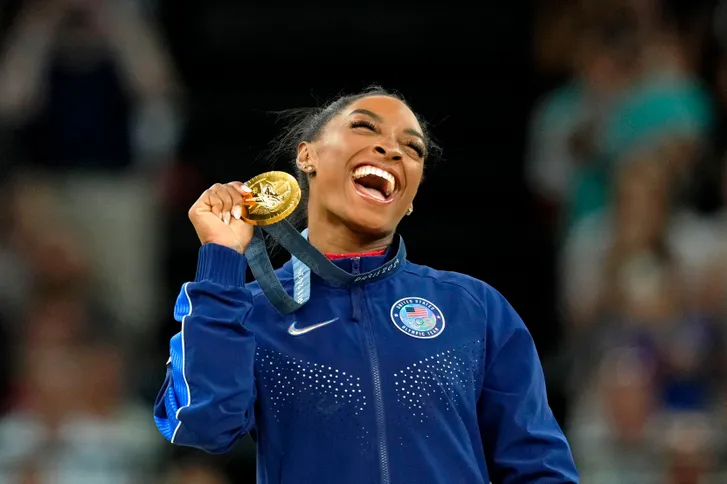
[343, 210, 397, 240]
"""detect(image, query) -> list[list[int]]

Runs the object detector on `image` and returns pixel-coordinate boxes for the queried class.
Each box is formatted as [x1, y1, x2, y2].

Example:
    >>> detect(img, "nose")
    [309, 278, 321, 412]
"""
[373, 143, 403, 161]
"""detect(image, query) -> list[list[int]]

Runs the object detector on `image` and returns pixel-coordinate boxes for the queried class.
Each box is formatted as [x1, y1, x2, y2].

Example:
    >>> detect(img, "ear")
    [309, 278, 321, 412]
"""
[296, 142, 318, 173]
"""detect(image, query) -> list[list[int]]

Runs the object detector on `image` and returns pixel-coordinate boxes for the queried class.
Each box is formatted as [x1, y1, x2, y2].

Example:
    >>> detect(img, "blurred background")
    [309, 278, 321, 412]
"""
[0, 0, 725, 482]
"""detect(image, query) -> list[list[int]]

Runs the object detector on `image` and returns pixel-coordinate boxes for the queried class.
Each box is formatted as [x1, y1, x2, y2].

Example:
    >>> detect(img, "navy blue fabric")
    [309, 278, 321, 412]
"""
[154, 242, 579, 483]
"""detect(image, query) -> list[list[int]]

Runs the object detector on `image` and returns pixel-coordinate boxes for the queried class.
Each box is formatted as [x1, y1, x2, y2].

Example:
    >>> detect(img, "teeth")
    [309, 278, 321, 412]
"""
[351, 165, 396, 196]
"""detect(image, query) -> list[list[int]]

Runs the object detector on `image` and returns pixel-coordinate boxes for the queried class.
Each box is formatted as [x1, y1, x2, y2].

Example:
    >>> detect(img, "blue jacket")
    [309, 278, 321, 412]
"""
[154, 242, 579, 483]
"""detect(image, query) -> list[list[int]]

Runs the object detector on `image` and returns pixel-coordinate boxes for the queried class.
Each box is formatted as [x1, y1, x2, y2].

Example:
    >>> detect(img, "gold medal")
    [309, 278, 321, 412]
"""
[241, 171, 302, 226]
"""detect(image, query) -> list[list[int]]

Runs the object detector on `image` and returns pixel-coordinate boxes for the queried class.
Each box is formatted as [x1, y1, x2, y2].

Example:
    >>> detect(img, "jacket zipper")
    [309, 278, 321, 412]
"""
[351, 257, 390, 484]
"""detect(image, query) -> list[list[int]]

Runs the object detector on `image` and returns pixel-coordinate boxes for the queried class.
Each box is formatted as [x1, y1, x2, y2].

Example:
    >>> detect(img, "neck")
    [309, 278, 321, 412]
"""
[307, 211, 393, 255]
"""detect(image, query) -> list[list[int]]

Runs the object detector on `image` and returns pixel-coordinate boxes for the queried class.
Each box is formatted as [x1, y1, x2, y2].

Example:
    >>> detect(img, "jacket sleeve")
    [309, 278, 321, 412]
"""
[153, 243, 257, 454]
[478, 286, 579, 483]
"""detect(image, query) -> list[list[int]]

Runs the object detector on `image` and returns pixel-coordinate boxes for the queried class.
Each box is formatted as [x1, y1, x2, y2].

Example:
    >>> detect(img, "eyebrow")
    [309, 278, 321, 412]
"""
[349, 108, 426, 142]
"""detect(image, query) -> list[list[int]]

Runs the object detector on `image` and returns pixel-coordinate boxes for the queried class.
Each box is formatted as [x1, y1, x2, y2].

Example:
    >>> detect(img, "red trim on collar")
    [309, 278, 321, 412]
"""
[325, 249, 387, 260]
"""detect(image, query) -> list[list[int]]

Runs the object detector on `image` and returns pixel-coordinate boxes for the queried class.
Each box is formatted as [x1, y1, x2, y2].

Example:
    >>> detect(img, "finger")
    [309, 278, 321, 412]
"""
[241, 188, 256, 207]
[207, 185, 226, 222]
[222, 183, 247, 221]
[229, 181, 253, 196]
[240, 186, 256, 207]
[210, 183, 235, 224]
[230, 181, 254, 204]
[201, 190, 224, 217]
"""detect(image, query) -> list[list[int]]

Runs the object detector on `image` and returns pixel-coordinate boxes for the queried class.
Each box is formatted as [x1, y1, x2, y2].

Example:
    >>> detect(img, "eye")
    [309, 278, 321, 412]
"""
[349, 119, 377, 131]
[406, 141, 425, 158]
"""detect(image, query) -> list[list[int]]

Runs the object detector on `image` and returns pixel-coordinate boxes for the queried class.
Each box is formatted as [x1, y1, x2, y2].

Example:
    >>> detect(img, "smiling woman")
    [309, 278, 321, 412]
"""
[153, 87, 580, 484]
[266, 87, 437, 247]
[300, 94, 425, 245]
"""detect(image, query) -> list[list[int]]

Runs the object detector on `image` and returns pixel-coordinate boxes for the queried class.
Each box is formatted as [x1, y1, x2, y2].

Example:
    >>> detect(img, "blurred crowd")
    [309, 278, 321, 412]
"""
[0, 0, 725, 482]
[531, 0, 727, 482]
[0, 0, 235, 482]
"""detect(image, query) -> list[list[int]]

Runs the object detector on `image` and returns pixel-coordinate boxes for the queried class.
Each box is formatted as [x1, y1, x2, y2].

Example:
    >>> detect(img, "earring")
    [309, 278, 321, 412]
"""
[406, 206, 413, 216]
[302, 164, 316, 177]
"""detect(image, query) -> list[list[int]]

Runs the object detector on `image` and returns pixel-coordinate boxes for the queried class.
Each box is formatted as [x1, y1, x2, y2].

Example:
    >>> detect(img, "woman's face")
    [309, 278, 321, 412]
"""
[299, 95, 426, 238]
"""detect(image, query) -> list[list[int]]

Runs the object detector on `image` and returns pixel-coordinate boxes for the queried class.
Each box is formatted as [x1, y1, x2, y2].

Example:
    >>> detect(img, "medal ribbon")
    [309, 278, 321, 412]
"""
[245, 221, 406, 314]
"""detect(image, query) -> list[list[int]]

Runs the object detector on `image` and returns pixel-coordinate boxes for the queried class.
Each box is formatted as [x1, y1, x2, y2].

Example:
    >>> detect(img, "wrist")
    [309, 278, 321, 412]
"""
[196, 243, 247, 286]
[200, 238, 245, 255]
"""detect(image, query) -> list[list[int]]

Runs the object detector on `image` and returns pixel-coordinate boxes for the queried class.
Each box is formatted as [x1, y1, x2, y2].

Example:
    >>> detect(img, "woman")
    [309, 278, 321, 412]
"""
[154, 88, 579, 483]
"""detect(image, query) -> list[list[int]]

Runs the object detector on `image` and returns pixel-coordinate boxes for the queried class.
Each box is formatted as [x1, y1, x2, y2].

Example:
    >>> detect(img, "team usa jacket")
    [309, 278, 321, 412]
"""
[154, 242, 579, 483]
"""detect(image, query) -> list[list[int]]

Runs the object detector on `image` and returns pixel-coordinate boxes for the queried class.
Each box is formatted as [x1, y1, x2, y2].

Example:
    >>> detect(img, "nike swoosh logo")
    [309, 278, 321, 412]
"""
[288, 318, 339, 336]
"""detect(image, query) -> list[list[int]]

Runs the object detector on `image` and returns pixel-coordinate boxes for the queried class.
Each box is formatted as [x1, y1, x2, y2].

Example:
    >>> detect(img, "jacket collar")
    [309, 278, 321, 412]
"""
[280, 234, 407, 287]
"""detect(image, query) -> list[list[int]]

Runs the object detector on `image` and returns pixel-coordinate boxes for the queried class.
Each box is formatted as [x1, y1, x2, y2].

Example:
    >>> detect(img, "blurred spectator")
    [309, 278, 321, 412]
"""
[662, 413, 716, 484]
[560, 159, 713, 330]
[0, 179, 60, 321]
[162, 460, 232, 484]
[528, 2, 714, 235]
[0, 340, 162, 482]
[568, 348, 662, 484]
[527, 6, 643, 232]
[0, 0, 182, 334]
[564, 158, 725, 405]
[0, 178, 117, 409]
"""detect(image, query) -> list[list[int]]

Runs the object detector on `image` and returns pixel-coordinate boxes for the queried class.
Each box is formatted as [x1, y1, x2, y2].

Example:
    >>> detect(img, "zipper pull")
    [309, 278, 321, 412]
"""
[351, 286, 362, 323]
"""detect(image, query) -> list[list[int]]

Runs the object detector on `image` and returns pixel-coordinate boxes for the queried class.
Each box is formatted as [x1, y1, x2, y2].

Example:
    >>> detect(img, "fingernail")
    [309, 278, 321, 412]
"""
[240, 184, 252, 193]
[223, 211, 231, 225]
[232, 205, 241, 220]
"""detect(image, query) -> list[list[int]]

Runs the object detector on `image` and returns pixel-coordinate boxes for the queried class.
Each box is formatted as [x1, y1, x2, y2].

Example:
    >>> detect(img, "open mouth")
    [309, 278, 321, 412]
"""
[351, 165, 397, 203]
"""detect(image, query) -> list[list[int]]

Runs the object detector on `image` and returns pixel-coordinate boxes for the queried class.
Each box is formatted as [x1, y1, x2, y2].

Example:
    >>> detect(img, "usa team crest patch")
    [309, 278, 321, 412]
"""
[390, 297, 445, 339]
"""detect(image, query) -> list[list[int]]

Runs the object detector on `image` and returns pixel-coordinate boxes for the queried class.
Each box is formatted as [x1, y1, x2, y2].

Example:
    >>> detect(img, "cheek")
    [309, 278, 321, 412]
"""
[316, 168, 350, 204]
[314, 156, 351, 193]
[403, 165, 424, 196]
[316, 132, 358, 171]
